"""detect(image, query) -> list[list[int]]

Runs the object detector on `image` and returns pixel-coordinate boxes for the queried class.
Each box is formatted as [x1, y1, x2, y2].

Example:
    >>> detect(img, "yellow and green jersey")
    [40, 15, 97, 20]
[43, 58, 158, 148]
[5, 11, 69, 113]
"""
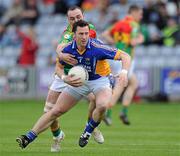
[110, 16, 140, 57]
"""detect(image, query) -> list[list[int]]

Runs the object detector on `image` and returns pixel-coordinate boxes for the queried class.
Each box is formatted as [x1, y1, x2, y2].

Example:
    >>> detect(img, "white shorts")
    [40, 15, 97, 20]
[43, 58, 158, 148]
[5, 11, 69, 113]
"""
[64, 77, 111, 100]
[108, 59, 135, 77]
[108, 59, 122, 75]
[49, 75, 67, 92]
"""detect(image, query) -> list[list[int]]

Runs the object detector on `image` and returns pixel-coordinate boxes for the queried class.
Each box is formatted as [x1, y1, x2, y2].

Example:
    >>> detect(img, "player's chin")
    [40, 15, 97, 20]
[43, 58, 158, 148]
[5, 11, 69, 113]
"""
[81, 41, 87, 46]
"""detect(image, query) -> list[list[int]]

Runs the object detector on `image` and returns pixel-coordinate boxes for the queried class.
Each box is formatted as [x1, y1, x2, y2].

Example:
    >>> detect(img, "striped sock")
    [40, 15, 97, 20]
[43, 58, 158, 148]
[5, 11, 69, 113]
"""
[26, 131, 37, 142]
[84, 118, 100, 134]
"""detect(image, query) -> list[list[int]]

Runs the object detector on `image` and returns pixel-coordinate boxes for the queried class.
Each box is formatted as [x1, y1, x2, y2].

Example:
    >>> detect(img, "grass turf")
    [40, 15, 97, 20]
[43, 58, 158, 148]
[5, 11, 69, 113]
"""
[0, 100, 180, 156]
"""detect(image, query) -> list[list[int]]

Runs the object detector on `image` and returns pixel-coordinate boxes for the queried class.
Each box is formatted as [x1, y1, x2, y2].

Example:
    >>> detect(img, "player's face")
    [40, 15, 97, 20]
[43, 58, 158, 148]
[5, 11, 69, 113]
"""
[75, 26, 89, 48]
[67, 9, 84, 27]
[134, 9, 143, 22]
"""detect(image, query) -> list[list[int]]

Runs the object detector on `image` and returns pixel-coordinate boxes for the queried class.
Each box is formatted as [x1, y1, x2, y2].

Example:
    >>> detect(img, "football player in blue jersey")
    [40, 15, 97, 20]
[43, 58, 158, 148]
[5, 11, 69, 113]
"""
[16, 20, 131, 149]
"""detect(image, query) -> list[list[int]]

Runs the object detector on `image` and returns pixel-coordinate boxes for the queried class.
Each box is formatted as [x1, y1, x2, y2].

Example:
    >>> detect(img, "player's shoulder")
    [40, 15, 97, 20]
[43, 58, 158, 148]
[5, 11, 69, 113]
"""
[91, 39, 117, 52]
[63, 41, 73, 50]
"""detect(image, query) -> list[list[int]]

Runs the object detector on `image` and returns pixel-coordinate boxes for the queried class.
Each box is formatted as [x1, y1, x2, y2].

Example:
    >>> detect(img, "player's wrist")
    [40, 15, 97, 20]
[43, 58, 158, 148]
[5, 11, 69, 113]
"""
[121, 69, 128, 74]
[61, 75, 66, 81]
[58, 52, 64, 60]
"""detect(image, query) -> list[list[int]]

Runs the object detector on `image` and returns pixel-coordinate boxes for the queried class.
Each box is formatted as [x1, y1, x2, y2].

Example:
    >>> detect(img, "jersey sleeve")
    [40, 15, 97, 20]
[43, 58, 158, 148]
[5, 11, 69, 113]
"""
[58, 31, 72, 44]
[94, 43, 121, 60]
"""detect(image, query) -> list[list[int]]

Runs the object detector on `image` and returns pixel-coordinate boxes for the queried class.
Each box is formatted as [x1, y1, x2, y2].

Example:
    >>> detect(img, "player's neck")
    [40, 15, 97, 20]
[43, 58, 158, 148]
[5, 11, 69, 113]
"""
[77, 44, 86, 52]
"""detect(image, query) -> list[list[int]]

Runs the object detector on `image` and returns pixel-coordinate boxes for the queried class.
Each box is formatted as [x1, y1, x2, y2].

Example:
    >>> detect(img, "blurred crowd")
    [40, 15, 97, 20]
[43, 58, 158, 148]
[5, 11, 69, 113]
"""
[0, 0, 179, 66]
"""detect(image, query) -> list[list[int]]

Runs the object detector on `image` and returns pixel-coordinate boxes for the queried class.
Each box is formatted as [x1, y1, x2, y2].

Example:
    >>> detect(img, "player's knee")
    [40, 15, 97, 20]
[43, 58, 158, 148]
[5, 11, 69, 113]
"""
[96, 105, 107, 114]
[88, 93, 95, 104]
[43, 102, 55, 113]
[52, 108, 65, 118]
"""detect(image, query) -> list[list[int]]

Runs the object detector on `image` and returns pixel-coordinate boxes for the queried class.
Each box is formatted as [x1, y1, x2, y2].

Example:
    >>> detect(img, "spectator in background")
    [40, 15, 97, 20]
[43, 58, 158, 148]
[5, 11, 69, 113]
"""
[108, 0, 130, 21]
[54, 0, 69, 14]
[54, 0, 84, 15]
[0, 24, 5, 45]
[155, 1, 169, 30]
[0, 4, 6, 19]
[21, 0, 39, 25]
[142, 0, 158, 25]
[81, 0, 99, 11]
[17, 26, 38, 66]
[1, 0, 23, 26]
[162, 17, 180, 46]
[0, 24, 21, 48]
[85, 0, 112, 32]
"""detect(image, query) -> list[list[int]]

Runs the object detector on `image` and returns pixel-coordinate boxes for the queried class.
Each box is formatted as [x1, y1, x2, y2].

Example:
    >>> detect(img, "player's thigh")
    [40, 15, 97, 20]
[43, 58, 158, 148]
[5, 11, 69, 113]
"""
[87, 93, 95, 102]
[46, 89, 61, 104]
[95, 88, 112, 109]
[87, 93, 96, 112]
[90, 77, 112, 108]
[44, 90, 61, 113]
[129, 74, 138, 88]
[53, 91, 79, 114]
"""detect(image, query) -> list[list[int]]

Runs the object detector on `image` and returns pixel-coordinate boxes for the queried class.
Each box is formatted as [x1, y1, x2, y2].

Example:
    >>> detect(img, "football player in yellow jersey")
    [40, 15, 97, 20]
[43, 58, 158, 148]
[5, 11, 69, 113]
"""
[101, 5, 144, 125]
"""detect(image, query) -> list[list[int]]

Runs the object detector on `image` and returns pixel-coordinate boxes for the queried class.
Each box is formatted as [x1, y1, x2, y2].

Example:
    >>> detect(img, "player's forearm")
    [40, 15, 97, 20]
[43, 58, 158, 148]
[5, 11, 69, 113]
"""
[56, 43, 67, 60]
[101, 30, 115, 45]
[131, 34, 144, 46]
[55, 62, 65, 79]
[137, 34, 144, 44]
[120, 51, 131, 72]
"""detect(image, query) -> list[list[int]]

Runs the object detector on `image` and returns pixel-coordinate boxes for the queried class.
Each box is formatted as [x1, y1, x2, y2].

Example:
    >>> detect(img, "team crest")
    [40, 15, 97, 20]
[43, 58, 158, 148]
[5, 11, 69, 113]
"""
[64, 34, 70, 39]
[85, 58, 91, 65]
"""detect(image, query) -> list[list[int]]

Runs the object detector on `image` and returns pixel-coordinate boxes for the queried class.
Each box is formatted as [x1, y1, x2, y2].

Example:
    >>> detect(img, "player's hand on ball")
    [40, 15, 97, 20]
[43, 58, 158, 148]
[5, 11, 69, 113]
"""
[63, 74, 83, 87]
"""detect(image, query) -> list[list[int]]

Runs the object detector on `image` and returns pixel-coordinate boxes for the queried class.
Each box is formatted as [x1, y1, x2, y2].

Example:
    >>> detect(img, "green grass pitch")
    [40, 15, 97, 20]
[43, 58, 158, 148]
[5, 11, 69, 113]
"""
[0, 99, 180, 156]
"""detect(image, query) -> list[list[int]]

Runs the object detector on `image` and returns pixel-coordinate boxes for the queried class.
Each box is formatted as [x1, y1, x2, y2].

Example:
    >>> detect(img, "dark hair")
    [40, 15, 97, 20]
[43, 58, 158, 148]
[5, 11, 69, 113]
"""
[67, 6, 83, 14]
[128, 5, 142, 14]
[72, 20, 89, 33]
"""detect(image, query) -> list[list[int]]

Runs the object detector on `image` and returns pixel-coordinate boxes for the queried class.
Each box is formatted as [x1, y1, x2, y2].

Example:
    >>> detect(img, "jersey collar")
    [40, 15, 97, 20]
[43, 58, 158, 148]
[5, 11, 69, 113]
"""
[72, 38, 91, 50]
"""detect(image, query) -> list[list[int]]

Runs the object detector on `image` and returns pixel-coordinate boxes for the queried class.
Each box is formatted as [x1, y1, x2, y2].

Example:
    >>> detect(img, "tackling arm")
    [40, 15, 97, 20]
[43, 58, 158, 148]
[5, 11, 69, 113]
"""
[101, 29, 115, 45]
[130, 33, 144, 46]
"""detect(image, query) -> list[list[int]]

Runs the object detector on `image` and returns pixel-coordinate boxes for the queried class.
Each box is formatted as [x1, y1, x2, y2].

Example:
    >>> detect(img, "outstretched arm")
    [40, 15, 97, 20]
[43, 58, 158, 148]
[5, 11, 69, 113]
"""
[101, 29, 115, 45]
[115, 50, 131, 87]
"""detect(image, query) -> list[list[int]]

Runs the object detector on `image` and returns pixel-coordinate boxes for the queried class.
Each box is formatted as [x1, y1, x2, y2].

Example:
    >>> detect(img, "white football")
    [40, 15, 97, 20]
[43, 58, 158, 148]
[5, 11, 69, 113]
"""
[68, 66, 89, 83]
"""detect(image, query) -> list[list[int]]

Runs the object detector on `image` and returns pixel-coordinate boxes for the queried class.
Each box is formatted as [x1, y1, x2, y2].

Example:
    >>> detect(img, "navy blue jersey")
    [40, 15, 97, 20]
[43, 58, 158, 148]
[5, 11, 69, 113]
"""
[60, 38, 122, 80]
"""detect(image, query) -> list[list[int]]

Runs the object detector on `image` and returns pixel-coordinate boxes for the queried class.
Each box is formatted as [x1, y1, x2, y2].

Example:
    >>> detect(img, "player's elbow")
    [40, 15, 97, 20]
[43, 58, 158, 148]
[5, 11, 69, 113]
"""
[56, 43, 66, 55]
[122, 52, 131, 62]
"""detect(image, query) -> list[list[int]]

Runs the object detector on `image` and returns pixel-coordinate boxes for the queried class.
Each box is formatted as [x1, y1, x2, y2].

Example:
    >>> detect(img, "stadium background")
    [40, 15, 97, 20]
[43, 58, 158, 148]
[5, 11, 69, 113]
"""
[0, 0, 179, 156]
[0, 0, 179, 100]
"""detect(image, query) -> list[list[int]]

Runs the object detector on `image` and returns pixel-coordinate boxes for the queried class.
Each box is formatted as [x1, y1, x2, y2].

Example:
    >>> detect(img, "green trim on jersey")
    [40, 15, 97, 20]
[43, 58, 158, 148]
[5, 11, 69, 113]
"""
[58, 25, 74, 44]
